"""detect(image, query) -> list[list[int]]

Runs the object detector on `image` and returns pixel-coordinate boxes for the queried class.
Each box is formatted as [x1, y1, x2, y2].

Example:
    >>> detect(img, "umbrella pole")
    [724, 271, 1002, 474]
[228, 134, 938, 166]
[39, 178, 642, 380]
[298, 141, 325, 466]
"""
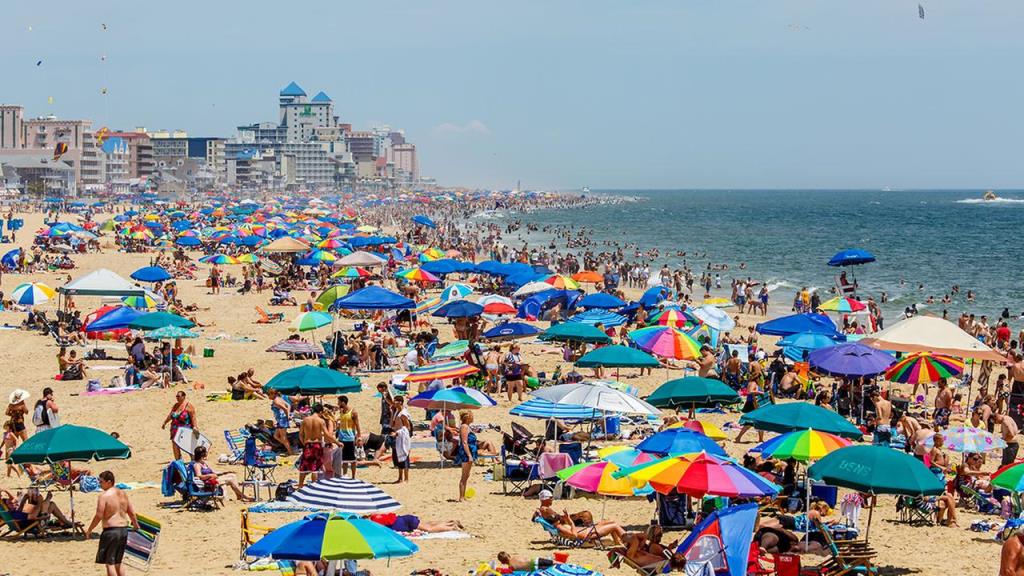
[865, 495, 875, 541]
[804, 472, 810, 548]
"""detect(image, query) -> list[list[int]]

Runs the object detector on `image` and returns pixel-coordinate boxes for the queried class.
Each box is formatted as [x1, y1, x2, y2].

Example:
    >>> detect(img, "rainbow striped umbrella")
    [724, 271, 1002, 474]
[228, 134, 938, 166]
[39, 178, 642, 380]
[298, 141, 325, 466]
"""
[666, 419, 727, 441]
[751, 429, 852, 462]
[396, 267, 440, 283]
[199, 254, 239, 265]
[647, 307, 698, 329]
[613, 451, 780, 498]
[11, 282, 56, 305]
[332, 266, 372, 279]
[885, 352, 965, 384]
[403, 360, 480, 383]
[628, 326, 702, 360]
[245, 512, 418, 561]
[597, 446, 656, 468]
[408, 386, 497, 410]
[991, 461, 1024, 492]
[290, 311, 333, 332]
[235, 253, 261, 264]
[556, 460, 649, 497]
[122, 294, 158, 309]
[542, 274, 580, 290]
[819, 296, 867, 313]
[317, 238, 346, 250]
[303, 249, 337, 263]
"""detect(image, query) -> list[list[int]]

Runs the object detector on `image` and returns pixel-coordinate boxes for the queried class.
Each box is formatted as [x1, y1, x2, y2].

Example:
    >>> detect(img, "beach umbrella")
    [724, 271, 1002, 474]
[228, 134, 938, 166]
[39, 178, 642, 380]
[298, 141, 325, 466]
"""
[317, 285, 351, 310]
[808, 445, 943, 539]
[408, 386, 497, 410]
[597, 446, 656, 468]
[576, 345, 660, 370]
[431, 339, 471, 360]
[513, 281, 556, 297]
[403, 360, 480, 383]
[331, 266, 372, 279]
[556, 460, 648, 497]
[245, 512, 418, 561]
[613, 452, 780, 498]
[578, 292, 626, 309]
[122, 293, 158, 309]
[778, 331, 841, 361]
[628, 326, 701, 360]
[432, 300, 484, 318]
[739, 402, 863, 440]
[665, 419, 728, 441]
[290, 311, 333, 332]
[176, 236, 202, 247]
[482, 301, 517, 315]
[571, 270, 605, 284]
[542, 274, 579, 290]
[691, 305, 736, 332]
[128, 311, 195, 330]
[7, 424, 130, 464]
[685, 323, 720, 348]
[647, 308, 698, 329]
[146, 326, 198, 339]
[235, 253, 261, 264]
[336, 251, 386, 267]
[85, 306, 143, 332]
[818, 296, 867, 313]
[130, 266, 172, 283]
[510, 398, 598, 420]
[439, 283, 474, 301]
[333, 286, 415, 310]
[884, 351, 965, 384]
[755, 313, 842, 338]
[860, 316, 1003, 361]
[531, 382, 660, 416]
[396, 267, 440, 283]
[636, 428, 728, 457]
[264, 366, 362, 395]
[807, 342, 895, 377]
[286, 477, 402, 513]
[199, 254, 239, 265]
[928, 425, 1006, 453]
[827, 248, 876, 267]
[539, 323, 612, 344]
[647, 377, 740, 409]
[411, 215, 436, 228]
[11, 282, 57, 305]
[751, 429, 853, 462]
[267, 339, 324, 355]
[482, 321, 540, 341]
[567, 309, 627, 328]
[990, 462, 1024, 492]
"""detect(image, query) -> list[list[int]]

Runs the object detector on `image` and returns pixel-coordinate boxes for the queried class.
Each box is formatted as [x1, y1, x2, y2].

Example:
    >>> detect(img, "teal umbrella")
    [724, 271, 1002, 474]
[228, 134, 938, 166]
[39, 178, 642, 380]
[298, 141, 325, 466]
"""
[575, 345, 660, 368]
[739, 402, 863, 440]
[539, 323, 612, 344]
[7, 424, 131, 464]
[147, 325, 198, 339]
[646, 376, 741, 409]
[264, 366, 362, 395]
[808, 445, 944, 539]
[128, 311, 195, 330]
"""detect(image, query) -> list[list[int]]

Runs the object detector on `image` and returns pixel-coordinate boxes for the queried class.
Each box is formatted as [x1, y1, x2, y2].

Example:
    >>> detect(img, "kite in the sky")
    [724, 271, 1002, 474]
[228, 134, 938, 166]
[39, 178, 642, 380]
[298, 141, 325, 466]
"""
[95, 127, 110, 147]
[36, 60, 42, 66]
[102, 23, 107, 31]
[101, 88, 108, 95]
[53, 142, 68, 161]
[48, 96, 54, 105]
[919, 4, 925, 19]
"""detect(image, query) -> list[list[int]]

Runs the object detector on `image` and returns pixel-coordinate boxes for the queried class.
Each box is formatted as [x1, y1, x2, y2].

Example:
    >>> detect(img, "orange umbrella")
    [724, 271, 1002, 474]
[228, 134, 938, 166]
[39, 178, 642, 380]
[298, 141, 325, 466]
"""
[572, 270, 604, 283]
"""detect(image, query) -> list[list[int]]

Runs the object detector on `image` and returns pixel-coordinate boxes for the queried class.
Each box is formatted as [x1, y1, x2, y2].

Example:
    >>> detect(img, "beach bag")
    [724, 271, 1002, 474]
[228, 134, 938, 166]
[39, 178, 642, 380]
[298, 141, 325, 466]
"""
[32, 401, 46, 427]
[86, 379, 102, 392]
[79, 475, 101, 493]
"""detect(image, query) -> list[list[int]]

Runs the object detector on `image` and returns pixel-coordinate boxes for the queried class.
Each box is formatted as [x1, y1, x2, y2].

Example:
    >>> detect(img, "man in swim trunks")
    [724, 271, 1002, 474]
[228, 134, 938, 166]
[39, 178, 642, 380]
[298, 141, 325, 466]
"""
[298, 404, 339, 488]
[86, 470, 138, 576]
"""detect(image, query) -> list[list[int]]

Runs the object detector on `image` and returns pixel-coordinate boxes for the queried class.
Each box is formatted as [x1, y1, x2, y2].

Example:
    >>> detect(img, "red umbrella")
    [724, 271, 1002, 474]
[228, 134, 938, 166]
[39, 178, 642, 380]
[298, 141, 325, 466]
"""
[483, 302, 516, 315]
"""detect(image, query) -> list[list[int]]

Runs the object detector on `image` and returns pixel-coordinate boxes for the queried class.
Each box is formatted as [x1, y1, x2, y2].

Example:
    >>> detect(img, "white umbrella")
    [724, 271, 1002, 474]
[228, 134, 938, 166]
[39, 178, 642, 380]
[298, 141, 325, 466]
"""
[286, 477, 402, 513]
[860, 316, 1003, 361]
[337, 250, 387, 267]
[531, 382, 660, 416]
[692, 305, 736, 332]
[476, 294, 514, 308]
[513, 281, 553, 297]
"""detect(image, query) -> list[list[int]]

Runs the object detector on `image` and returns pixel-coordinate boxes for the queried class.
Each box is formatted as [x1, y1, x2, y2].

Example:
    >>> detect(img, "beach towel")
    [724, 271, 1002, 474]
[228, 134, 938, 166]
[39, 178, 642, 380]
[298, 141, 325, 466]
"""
[402, 530, 472, 540]
[84, 386, 143, 396]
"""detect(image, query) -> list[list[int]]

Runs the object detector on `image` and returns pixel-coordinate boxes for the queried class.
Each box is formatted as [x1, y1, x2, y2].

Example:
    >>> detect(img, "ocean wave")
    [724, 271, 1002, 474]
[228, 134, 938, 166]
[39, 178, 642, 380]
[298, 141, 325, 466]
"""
[955, 197, 1024, 204]
[765, 279, 798, 293]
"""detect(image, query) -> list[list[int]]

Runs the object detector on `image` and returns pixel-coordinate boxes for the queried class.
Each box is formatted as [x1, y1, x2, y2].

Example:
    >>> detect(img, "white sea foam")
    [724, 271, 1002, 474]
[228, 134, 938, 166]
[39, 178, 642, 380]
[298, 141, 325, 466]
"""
[955, 197, 1024, 204]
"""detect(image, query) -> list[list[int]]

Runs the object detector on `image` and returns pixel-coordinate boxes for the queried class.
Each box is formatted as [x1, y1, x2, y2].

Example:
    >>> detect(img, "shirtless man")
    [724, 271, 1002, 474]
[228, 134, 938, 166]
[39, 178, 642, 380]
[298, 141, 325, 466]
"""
[697, 346, 717, 378]
[871, 391, 892, 439]
[1001, 527, 1024, 576]
[933, 379, 953, 428]
[778, 367, 800, 397]
[85, 471, 138, 576]
[724, 350, 742, 388]
[298, 404, 340, 488]
[929, 432, 952, 474]
[996, 414, 1020, 467]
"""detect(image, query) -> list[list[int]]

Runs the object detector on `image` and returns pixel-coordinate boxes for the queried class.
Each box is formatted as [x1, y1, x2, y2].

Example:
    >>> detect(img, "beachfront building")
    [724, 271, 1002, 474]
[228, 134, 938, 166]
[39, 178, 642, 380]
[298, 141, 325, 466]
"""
[0, 105, 24, 149]
[0, 153, 77, 197]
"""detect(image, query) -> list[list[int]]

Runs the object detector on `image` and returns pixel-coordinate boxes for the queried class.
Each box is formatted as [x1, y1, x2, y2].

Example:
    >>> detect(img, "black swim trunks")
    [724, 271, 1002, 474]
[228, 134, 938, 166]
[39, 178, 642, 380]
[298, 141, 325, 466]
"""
[95, 526, 128, 565]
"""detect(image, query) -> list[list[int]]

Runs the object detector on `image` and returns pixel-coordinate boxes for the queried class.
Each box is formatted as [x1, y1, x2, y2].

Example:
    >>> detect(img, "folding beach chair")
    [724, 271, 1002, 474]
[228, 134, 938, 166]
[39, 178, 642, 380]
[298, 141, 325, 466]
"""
[501, 446, 540, 495]
[895, 495, 935, 526]
[255, 306, 284, 324]
[242, 436, 278, 500]
[124, 514, 161, 572]
[533, 516, 606, 549]
[239, 510, 274, 560]
[607, 547, 670, 576]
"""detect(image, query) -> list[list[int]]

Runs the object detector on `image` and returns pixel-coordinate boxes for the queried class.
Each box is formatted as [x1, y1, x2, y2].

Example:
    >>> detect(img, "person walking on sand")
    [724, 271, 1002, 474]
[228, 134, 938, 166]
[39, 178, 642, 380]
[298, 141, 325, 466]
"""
[161, 391, 197, 461]
[85, 470, 139, 576]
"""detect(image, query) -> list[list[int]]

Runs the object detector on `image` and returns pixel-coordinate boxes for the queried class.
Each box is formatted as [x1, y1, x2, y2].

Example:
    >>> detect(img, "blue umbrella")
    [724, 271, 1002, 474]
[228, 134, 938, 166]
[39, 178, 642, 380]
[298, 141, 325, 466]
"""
[1, 248, 22, 269]
[578, 292, 626, 309]
[432, 300, 484, 318]
[130, 266, 172, 283]
[333, 286, 415, 310]
[175, 236, 201, 247]
[510, 398, 599, 420]
[755, 313, 843, 338]
[567, 309, 627, 328]
[808, 342, 896, 377]
[411, 215, 436, 228]
[85, 306, 144, 332]
[481, 321, 540, 341]
[639, 286, 670, 308]
[636, 428, 728, 457]
[828, 248, 876, 267]
[778, 331, 842, 361]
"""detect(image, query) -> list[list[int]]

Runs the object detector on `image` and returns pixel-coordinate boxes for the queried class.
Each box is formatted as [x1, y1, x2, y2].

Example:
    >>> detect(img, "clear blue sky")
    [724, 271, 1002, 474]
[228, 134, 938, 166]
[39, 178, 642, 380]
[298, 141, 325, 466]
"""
[5, 1, 1023, 189]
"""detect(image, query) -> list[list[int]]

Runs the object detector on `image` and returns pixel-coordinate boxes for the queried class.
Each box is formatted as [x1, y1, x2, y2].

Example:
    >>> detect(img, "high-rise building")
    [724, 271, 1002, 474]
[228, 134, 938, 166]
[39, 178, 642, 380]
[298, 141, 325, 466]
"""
[391, 143, 419, 183]
[0, 105, 24, 149]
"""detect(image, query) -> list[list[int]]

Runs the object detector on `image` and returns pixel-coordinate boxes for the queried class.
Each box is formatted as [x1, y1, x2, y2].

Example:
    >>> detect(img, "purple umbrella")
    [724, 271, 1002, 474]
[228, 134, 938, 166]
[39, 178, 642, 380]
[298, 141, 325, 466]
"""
[807, 342, 896, 377]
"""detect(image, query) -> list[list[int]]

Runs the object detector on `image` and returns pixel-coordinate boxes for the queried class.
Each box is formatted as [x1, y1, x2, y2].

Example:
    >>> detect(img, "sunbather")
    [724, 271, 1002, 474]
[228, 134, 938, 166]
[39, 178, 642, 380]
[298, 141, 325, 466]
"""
[190, 446, 253, 502]
[551, 509, 626, 545]
[370, 513, 463, 533]
[8, 487, 76, 531]
[497, 552, 555, 572]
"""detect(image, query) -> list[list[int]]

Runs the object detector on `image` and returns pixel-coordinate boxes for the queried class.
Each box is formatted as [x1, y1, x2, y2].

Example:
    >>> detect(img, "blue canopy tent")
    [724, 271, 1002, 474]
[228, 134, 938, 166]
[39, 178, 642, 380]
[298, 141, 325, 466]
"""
[755, 313, 843, 338]
[672, 503, 758, 576]
[130, 266, 172, 283]
[333, 286, 415, 310]
[828, 248, 876, 267]
[578, 292, 626, 310]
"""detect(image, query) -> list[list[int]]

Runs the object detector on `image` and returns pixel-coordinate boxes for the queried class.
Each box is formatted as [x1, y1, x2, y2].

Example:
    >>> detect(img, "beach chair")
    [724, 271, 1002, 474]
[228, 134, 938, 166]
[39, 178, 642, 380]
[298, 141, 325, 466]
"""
[242, 436, 279, 500]
[21, 464, 54, 489]
[607, 547, 670, 575]
[166, 460, 222, 510]
[533, 516, 606, 550]
[224, 429, 249, 464]
[960, 484, 1000, 514]
[0, 500, 41, 540]
[255, 306, 284, 324]
[501, 446, 540, 495]
[810, 519, 876, 576]
[895, 495, 935, 526]
[240, 510, 274, 560]
[558, 442, 583, 465]
[124, 514, 162, 572]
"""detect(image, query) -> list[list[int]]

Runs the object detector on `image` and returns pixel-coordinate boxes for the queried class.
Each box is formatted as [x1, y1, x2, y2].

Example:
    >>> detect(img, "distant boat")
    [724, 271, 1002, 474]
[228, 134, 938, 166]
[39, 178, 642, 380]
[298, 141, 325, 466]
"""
[582, 187, 590, 193]
[983, 190, 998, 201]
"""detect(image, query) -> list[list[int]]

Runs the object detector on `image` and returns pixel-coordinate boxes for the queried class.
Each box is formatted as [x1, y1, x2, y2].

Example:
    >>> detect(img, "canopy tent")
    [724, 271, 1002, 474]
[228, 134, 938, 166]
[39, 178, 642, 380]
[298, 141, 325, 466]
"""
[333, 286, 415, 310]
[859, 315, 1004, 361]
[261, 236, 311, 253]
[59, 268, 146, 297]
[336, 251, 387, 267]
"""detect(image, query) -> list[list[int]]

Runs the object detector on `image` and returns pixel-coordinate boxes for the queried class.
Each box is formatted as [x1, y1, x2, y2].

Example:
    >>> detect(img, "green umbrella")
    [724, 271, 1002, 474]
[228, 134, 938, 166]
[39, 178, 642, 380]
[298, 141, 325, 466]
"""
[7, 424, 131, 464]
[739, 402, 863, 440]
[539, 323, 612, 344]
[128, 311, 195, 330]
[316, 285, 351, 310]
[147, 325, 199, 339]
[808, 445, 944, 539]
[646, 376, 741, 409]
[575, 345, 660, 368]
[264, 366, 362, 395]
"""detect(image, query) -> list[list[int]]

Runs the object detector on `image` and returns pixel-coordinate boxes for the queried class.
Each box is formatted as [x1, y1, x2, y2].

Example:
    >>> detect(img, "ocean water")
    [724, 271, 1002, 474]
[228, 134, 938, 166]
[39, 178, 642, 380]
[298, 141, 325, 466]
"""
[506, 189, 1024, 324]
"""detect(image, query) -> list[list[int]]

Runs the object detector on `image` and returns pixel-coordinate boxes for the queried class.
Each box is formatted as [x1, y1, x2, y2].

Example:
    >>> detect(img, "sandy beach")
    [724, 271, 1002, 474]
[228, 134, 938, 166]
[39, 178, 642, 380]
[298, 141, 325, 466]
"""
[0, 208, 1006, 576]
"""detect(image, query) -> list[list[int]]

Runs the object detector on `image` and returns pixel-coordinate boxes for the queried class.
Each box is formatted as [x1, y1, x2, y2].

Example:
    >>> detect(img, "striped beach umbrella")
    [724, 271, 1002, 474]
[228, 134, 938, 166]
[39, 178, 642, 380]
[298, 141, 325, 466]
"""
[751, 429, 853, 462]
[396, 267, 440, 283]
[235, 253, 261, 264]
[510, 398, 599, 420]
[403, 361, 480, 383]
[666, 419, 728, 441]
[290, 311, 333, 332]
[440, 283, 474, 301]
[408, 386, 497, 410]
[146, 326, 198, 339]
[597, 446, 656, 468]
[332, 266, 371, 279]
[613, 451, 781, 498]
[122, 293, 158, 309]
[818, 296, 867, 314]
[286, 478, 402, 513]
[567, 309, 627, 328]
[556, 460, 649, 497]
[245, 512, 417, 561]
[266, 339, 324, 355]
[991, 462, 1024, 492]
[11, 282, 57, 305]
[199, 254, 239, 265]
[628, 326, 702, 360]
[542, 274, 580, 290]
[884, 352, 965, 384]
[647, 308, 698, 329]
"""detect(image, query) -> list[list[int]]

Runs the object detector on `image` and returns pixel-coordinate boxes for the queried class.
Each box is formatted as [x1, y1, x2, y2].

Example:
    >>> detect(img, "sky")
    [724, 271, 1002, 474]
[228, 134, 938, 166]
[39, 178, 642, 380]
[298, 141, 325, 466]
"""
[5, 1, 1024, 190]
